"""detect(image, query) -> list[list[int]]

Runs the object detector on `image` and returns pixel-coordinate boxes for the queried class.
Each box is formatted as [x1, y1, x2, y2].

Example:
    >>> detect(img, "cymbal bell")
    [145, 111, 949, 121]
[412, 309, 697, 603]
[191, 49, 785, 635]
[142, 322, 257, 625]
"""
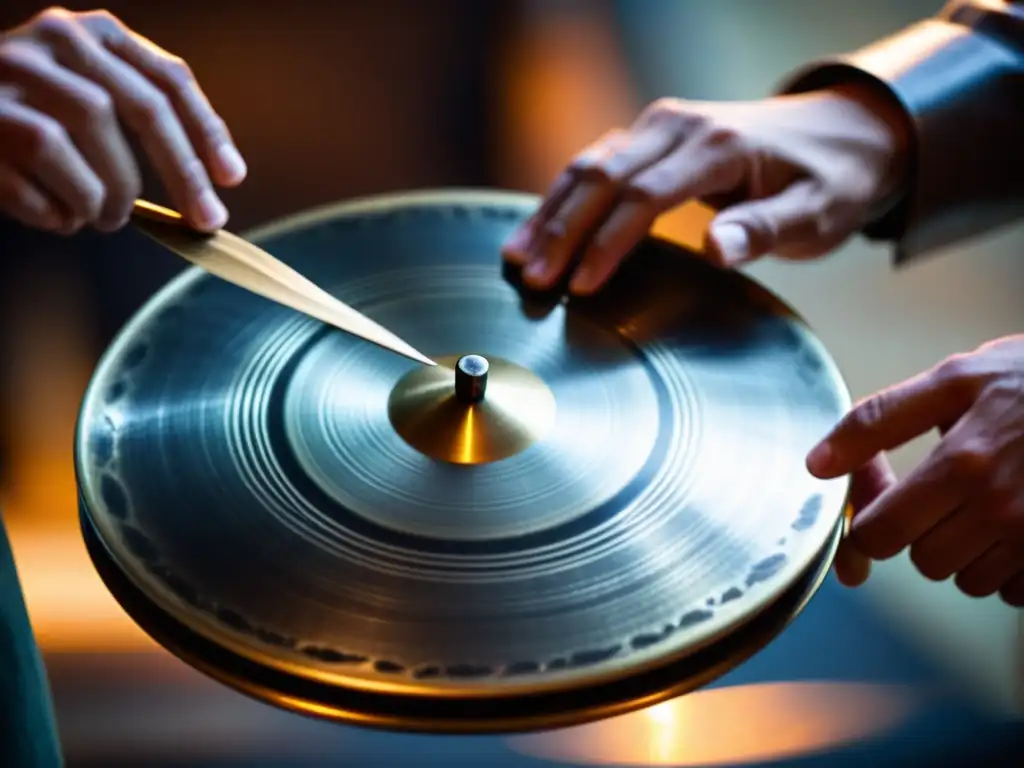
[387, 354, 556, 465]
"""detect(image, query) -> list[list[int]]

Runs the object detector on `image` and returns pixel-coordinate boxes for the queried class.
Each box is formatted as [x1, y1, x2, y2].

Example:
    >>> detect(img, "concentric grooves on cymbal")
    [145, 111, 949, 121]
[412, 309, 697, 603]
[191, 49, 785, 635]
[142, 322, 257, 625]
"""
[75, 191, 851, 718]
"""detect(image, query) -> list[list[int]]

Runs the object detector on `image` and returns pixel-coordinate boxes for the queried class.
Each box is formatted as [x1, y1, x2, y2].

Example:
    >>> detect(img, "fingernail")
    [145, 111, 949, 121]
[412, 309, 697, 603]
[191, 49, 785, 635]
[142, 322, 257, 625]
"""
[502, 227, 531, 262]
[524, 258, 550, 284]
[712, 223, 750, 265]
[215, 143, 247, 184]
[569, 263, 596, 294]
[193, 190, 228, 231]
[806, 441, 834, 475]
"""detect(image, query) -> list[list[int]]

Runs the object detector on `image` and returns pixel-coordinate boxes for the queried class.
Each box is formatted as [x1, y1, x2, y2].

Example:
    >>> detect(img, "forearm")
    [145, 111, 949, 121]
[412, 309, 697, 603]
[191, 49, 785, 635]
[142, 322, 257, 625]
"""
[777, 0, 1024, 264]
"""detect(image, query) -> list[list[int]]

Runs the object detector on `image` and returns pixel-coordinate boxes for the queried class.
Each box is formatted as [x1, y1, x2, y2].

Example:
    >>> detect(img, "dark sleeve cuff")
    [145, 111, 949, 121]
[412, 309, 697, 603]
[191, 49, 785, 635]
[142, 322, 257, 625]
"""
[776, 4, 1024, 265]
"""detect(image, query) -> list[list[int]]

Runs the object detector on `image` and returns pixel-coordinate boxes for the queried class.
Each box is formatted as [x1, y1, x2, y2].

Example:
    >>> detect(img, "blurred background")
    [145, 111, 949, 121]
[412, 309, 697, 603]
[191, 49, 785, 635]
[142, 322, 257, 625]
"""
[0, 0, 1021, 765]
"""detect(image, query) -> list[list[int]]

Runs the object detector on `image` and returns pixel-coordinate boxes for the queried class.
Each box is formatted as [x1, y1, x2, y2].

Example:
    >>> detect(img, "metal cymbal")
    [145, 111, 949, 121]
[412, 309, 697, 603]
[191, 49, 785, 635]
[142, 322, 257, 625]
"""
[75, 189, 852, 733]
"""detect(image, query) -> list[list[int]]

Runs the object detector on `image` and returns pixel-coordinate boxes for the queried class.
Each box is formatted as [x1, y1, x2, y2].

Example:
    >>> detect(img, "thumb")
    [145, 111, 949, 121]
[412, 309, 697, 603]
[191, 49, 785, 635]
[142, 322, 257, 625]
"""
[707, 180, 836, 266]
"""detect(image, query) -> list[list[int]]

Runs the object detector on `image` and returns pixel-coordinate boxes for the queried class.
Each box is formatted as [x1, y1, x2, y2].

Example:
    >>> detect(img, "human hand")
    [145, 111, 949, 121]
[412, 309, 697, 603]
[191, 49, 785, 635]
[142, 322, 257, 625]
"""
[832, 455, 898, 588]
[502, 84, 909, 295]
[0, 7, 245, 234]
[807, 336, 1024, 606]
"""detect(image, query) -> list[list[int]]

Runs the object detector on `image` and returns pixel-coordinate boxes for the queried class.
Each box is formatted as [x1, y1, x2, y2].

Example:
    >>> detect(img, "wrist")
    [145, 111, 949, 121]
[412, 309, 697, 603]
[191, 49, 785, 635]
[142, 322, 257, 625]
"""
[821, 82, 913, 212]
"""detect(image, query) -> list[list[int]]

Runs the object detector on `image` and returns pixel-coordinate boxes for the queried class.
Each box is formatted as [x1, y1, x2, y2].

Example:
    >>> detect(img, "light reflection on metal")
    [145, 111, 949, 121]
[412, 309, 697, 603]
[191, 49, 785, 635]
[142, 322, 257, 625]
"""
[507, 682, 918, 766]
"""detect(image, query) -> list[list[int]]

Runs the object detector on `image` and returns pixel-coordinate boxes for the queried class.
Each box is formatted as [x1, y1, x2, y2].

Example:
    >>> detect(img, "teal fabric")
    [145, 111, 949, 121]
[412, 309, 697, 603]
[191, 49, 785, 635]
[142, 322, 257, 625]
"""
[0, 516, 63, 766]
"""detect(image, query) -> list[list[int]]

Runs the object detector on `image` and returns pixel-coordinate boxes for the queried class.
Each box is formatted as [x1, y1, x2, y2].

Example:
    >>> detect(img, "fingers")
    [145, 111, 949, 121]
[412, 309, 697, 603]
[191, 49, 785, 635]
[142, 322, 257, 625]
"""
[707, 179, 846, 266]
[568, 129, 747, 294]
[998, 570, 1024, 607]
[849, 451, 898, 511]
[503, 169, 575, 266]
[25, 8, 243, 231]
[833, 538, 871, 587]
[833, 455, 896, 587]
[501, 103, 757, 295]
[34, 16, 225, 230]
[909, 502, 999, 581]
[0, 97, 102, 228]
[504, 126, 677, 291]
[79, 10, 246, 187]
[956, 541, 1024, 599]
[849, 448, 964, 560]
[0, 39, 139, 230]
[0, 162, 63, 230]
[806, 361, 972, 479]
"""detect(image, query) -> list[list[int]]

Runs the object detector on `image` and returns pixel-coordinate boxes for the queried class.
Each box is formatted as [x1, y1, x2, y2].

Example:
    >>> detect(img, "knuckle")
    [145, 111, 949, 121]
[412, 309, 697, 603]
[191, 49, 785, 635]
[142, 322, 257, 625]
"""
[699, 123, 741, 150]
[80, 9, 119, 28]
[935, 353, 977, 391]
[940, 440, 993, 483]
[639, 97, 706, 134]
[70, 83, 114, 127]
[641, 97, 679, 120]
[644, 97, 683, 122]
[163, 56, 195, 87]
[845, 396, 886, 434]
[569, 144, 617, 181]
[22, 117, 68, 163]
[32, 7, 79, 39]
[125, 91, 171, 128]
[626, 167, 673, 201]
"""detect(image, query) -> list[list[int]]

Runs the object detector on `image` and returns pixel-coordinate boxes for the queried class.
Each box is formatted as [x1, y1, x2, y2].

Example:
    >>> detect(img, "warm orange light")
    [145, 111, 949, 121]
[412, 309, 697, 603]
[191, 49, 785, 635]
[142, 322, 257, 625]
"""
[508, 682, 918, 766]
[7, 521, 158, 653]
[0, 266, 156, 654]
[496, 10, 715, 255]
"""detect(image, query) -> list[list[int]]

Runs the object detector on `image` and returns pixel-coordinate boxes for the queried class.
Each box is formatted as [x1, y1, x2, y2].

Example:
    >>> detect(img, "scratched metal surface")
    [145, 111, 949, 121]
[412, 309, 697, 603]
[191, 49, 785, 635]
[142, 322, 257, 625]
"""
[75, 190, 849, 729]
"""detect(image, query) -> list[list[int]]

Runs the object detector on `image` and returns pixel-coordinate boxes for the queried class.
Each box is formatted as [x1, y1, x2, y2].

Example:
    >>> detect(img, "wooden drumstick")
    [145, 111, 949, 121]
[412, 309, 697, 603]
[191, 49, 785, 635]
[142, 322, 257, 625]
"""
[130, 200, 436, 367]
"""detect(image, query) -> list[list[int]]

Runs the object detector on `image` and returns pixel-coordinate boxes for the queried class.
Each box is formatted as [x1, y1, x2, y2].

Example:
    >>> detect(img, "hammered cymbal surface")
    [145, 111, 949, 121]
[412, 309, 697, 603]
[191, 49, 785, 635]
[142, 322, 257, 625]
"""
[76, 189, 850, 706]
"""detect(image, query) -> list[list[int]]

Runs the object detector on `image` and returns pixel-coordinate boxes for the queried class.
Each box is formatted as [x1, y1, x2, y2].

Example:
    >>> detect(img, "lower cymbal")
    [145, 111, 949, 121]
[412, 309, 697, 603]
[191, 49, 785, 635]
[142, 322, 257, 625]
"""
[75, 189, 851, 732]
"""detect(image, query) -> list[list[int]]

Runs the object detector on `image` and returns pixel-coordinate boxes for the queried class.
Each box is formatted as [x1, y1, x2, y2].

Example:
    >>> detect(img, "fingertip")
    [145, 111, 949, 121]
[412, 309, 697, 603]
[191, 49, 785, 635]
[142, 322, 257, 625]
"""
[568, 263, 599, 295]
[833, 540, 872, 587]
[188, 189, 228, 231]
[805, 440, 838, 477]
[501, 227, 532, 265]
[522, 257, 559, 289]
[709, 221, 752, 267]
[568, 255, 613, 296]
[213, 143, 247, 187]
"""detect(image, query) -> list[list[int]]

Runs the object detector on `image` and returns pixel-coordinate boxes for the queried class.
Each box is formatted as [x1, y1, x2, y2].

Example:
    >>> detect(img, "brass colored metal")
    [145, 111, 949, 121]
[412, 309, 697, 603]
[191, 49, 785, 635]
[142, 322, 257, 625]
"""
[77, 189, 853, 734]
[388, 354, 555, 465]
[130, 200, 435, 367]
